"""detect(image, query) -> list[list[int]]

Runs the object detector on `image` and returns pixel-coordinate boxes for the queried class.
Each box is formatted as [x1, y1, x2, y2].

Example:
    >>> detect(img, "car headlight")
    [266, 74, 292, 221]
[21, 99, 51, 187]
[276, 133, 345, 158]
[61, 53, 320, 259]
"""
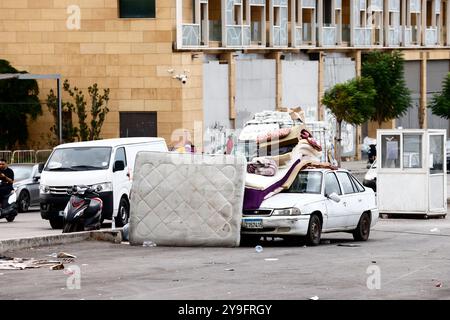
[91, 182, 112, 192]
[272, 208, 301, 216]
[39, 185, 50, 194]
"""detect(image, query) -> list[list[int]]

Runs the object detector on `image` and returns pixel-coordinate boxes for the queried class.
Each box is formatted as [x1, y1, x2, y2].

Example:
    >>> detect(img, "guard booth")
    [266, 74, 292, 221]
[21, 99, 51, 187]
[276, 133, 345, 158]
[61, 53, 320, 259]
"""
[377, 129, 447, 217]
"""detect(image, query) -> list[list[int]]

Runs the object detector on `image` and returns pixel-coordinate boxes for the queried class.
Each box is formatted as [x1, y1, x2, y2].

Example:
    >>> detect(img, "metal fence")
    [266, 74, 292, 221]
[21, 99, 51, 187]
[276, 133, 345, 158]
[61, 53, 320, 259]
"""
[0, 151, 12, 163]
[0, 150, 52, 164]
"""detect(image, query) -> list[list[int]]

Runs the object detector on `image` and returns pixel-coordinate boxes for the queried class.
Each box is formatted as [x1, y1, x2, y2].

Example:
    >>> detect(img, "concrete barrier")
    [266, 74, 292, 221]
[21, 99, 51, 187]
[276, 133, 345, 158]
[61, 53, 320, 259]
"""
[0, 229, 122, 254]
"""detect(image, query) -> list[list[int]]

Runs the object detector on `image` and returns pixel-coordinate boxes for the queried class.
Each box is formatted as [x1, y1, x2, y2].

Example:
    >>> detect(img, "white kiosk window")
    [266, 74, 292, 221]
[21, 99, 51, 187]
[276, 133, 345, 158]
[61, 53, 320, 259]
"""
[403, 134, 422, 168]
[429, 135, 444, 174]
[381, 135, 400, 169]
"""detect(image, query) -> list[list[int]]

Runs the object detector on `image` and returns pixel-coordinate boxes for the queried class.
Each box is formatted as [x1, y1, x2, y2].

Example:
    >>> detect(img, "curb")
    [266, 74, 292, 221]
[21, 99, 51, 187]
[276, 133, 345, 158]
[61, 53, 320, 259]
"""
[0, 229, 123, 254]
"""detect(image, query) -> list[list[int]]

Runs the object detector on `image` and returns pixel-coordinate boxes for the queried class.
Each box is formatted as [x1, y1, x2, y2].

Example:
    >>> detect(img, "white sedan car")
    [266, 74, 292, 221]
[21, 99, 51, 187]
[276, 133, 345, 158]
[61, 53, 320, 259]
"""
[241, 168, 379, 246]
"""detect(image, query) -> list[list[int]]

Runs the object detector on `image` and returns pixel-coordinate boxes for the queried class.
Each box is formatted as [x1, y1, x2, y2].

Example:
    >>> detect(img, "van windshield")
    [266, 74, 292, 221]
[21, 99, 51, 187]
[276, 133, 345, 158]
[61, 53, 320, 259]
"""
[44, 147, 112, 171]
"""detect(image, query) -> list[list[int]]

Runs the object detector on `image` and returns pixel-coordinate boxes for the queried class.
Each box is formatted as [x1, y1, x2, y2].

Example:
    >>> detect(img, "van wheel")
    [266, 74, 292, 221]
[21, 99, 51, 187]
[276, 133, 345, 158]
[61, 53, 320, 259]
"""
[353, 212, 371, 241]
[305, 214, 322, 246]
[49, 217, 63, 229]
[115, 198, 129, 228]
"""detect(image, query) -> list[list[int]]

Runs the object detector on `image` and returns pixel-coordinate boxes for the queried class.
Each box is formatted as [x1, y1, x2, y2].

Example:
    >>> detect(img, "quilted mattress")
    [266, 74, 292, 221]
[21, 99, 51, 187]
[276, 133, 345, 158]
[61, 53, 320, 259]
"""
[129, 152, 247, 247]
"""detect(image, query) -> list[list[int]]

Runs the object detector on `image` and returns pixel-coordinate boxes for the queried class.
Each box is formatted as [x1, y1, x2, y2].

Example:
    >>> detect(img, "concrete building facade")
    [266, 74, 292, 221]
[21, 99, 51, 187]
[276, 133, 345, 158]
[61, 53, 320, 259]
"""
[1, 0, 450, 153]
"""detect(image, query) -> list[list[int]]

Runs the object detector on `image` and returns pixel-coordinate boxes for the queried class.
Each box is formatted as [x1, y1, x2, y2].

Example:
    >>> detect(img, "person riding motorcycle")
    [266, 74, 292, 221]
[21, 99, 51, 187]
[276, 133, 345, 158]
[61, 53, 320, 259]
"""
[0, 158, 14, 210]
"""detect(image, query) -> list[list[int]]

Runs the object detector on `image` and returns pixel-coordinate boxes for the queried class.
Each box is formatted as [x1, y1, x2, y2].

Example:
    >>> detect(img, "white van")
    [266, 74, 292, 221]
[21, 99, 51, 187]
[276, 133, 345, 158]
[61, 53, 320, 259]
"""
[39, 137, 168, 229]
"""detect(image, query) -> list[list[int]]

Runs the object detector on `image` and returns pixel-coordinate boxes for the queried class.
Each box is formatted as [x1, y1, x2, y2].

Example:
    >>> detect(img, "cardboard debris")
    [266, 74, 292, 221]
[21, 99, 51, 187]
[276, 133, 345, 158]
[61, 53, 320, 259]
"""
[50, 263, 64, 271]
[0, 256, 62, 271]
[57, 252, 77, 259]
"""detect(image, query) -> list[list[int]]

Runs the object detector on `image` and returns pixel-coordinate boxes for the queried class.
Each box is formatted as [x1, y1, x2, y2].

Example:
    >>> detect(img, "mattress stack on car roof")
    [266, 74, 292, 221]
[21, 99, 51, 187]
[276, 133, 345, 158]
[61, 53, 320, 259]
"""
[240, 109, 335, 210]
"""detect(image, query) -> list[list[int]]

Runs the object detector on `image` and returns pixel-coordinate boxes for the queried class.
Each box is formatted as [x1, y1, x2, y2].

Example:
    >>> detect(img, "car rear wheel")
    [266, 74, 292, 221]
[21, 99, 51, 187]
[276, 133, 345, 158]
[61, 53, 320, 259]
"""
[49, 217, 64, 229]
[353, 212, 371, 241]
[305, 214, 322, 246]
[18, 191, 30, 213]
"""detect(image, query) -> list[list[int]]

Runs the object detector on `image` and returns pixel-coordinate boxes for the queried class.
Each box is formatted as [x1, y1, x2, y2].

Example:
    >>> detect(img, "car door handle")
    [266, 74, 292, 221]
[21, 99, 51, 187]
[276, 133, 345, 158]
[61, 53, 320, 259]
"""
[358, 199, 362, 202]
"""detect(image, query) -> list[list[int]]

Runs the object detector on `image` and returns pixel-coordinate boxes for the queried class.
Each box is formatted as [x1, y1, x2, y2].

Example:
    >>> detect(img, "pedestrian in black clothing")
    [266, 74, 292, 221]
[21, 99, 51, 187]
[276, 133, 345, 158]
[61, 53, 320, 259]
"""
[0, 158, 14, 209]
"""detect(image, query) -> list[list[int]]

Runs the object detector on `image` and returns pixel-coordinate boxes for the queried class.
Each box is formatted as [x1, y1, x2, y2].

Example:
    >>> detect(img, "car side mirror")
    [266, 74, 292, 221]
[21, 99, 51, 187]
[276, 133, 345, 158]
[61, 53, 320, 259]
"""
[113, 160, 125, 172]
[33, 176, 40, 182]
[327, 192, 341, 203]
[366, 164, 372, 169]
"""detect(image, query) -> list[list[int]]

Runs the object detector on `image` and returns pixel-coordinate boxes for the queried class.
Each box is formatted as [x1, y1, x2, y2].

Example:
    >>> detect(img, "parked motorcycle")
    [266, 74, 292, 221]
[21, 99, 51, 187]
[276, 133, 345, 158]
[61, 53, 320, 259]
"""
[62, 185, 103, 233]
[0, 190, 18, 222]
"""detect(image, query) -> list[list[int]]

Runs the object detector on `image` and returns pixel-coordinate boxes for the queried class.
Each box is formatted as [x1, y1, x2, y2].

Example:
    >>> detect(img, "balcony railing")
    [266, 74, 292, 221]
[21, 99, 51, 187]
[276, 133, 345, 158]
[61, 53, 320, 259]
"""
[389, 0, 400, 12]
[403, 26, 412, 46]
[295, 26, 302, 46]
[303, 0, 316, 8]
[354, 27, 371, 46]
[182, 24, 201, 46]
[322, 26, 337, 46]
[303, 23, 314, 43]
[226, 25, 242, 47]
[388, 27, 401, 46]
[371, 0, 383, 11]
[273, 26, 286, 46]
[410, 0, 420, 12]
[425, 27, 438, 46]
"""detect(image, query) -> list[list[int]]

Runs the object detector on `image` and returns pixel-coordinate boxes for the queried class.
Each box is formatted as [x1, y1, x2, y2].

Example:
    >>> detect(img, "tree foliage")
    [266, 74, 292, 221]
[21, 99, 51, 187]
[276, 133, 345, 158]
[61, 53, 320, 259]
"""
[47, 80, 110, 143]
[362, 50, 412, 126]
[322, 77, 376, 166]
[0, 59, 42, 149]
[428, 73, 450, 119]
[46, 89, 78, 145]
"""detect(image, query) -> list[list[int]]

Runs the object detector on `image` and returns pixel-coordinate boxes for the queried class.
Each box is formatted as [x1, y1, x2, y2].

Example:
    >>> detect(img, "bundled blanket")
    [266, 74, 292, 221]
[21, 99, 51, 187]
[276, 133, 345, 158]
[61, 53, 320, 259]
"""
[247, 158, 278, 176]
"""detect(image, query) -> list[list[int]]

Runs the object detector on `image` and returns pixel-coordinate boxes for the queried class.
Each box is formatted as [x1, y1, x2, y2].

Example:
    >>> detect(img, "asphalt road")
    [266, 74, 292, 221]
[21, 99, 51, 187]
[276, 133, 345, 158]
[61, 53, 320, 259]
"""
[1, 215, 450, 300]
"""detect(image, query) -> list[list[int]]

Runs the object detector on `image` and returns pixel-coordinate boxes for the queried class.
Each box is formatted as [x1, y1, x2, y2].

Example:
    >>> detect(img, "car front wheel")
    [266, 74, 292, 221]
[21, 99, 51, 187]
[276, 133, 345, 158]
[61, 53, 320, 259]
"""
[18, 191, 30, 213]
[115, 198, 129, 227]
[353, 212, 371, 241]
[305, 214, 322, 246]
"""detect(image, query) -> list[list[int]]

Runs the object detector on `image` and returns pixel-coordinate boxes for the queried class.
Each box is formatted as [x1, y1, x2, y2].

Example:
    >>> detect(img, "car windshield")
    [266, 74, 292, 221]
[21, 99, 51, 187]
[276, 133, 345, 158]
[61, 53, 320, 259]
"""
[282, 171, 323, 194]
[9, 165, 33, 181]
[44, 147, 112, 171]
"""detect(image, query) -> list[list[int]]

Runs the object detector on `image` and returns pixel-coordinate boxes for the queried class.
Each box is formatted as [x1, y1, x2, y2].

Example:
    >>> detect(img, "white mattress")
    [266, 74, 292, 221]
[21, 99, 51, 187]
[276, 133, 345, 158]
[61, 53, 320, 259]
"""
[129, 152, 247, 247]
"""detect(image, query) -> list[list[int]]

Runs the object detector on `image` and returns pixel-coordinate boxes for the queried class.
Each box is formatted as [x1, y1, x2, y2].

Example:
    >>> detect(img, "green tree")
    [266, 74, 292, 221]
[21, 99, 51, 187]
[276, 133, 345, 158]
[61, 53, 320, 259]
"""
[63, 80, 110, 141]
[362, 50, 412, 126]
[64, 80, 89, 141]
[322, 77, 376, 166]
[428, 73, 450, 119]
[0, 60, 42, 149]
[46, 89, 78, 145]
[88, 83, 110, 140]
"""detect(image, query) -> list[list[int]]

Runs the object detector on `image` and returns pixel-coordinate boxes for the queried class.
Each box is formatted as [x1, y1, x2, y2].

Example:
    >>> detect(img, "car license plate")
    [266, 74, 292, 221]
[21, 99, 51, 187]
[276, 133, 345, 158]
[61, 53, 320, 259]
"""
[59, 210, 64, 217]
[242, 218, 263, 229]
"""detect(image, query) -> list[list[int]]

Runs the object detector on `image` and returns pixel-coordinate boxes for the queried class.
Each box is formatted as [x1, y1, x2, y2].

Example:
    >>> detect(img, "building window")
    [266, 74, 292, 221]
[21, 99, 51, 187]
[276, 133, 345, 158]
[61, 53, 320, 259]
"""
[119, 0, 156, 18]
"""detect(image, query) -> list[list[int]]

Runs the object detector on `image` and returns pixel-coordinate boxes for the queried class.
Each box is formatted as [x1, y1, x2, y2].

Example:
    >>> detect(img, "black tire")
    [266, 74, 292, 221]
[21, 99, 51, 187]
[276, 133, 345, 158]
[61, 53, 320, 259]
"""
[49, 217, 64, 229]
[305, 214, 322, 246]
[6, 215, 16, 222]
[240, 235, 261, 247]
[18, 191, 30, 213]
[353, 212, 371, 241]
[115, 198, 129, 227]
[62, 222, 84, 233]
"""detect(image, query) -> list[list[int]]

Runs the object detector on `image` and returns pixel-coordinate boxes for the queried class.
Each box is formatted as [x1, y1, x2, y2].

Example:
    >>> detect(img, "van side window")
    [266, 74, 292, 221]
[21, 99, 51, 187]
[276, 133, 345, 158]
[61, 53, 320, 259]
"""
[115, 147, 127, 166]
